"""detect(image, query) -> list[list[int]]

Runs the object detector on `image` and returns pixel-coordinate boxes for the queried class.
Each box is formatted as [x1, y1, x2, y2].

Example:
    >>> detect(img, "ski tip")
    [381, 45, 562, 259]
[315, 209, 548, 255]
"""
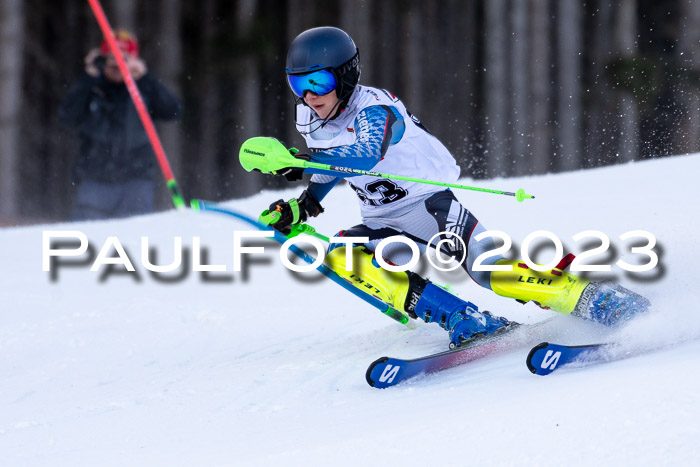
[526, 342, 550, 374]
[366, 357, 389, 388]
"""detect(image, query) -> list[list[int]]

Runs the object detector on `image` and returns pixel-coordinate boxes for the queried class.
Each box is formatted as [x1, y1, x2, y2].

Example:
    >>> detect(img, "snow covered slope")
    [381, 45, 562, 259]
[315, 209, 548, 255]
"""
[2, 154, 699, 466]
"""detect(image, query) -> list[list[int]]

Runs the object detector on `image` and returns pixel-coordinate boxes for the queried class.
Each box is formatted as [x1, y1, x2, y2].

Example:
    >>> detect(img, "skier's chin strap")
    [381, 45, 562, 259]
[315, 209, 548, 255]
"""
[294, 98, 344, 136]
[293, 85, 356, 136]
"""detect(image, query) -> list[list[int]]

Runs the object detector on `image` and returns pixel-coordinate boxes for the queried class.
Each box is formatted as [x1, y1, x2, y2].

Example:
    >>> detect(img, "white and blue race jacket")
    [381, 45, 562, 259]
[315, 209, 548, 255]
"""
[297, 85, 460, 219]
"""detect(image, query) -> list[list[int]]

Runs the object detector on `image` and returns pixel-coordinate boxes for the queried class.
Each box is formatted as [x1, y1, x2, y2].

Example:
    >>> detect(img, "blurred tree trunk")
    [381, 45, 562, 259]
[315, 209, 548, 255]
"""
[445, 0, 477, 169]
[422, 2, 447, 134]
[340, 0, 371, 86]
[585, 0, 616, 167]
[676, 0, 700, 155]
[0, 0, 24, 222]
[339, 0, 369, 54]
[461, 0, 479, 169]
[484, 0, 509, 177]
[556, 0, 583, 171]
[614, 0, 639, 163]
[286, 0, 303, 41]
[153, 0, 184, 208]
[226, 0, 266, 197]
[401, 0, 423, 116]
[510, 0, 529, 176]
[530, 0, 551, 174]
[195, 0, 220, 199]
[374, 0, 400, 94]
[112, 0, 137, 30]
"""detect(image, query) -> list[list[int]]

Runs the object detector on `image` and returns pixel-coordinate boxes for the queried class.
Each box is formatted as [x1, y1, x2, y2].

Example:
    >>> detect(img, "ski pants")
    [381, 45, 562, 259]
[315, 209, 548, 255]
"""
[71, 179, 155, 221]
[333, 189, 500, 289]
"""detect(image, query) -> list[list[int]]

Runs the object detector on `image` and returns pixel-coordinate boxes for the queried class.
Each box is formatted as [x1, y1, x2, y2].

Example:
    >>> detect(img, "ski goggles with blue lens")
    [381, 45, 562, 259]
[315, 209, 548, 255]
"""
[287, 69, 338, 97]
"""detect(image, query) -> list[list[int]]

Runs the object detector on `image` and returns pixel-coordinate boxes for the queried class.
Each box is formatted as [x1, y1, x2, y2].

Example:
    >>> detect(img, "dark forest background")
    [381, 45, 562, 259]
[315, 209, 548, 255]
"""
[0, 0, 698, 224]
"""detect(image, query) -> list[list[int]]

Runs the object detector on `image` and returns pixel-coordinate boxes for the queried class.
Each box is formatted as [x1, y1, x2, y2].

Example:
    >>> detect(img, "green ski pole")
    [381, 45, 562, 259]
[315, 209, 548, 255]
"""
[239, 136, 535, 202]
[302, 161, 534, 202]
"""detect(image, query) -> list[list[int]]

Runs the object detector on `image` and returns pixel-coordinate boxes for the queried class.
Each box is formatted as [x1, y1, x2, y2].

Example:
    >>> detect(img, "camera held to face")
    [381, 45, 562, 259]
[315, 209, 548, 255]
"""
[92, 54, 106, 73]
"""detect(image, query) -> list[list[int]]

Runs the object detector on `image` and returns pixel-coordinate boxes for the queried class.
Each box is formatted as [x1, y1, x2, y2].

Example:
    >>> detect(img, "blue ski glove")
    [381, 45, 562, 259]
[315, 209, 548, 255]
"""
[260, 190, 324, 235]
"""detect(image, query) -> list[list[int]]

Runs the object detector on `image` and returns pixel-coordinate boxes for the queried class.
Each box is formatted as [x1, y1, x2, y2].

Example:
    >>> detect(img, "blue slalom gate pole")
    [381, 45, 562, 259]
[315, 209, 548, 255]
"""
[191, 200, 410, 326]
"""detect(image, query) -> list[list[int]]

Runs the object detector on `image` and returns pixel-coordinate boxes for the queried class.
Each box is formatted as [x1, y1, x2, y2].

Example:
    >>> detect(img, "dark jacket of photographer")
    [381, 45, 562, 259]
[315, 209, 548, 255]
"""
[59, 72, 182, 183]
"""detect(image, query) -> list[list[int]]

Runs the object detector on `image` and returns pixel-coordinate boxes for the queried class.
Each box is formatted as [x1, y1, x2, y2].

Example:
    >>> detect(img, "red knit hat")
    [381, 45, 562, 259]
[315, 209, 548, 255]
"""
[100, 28, 139, 57]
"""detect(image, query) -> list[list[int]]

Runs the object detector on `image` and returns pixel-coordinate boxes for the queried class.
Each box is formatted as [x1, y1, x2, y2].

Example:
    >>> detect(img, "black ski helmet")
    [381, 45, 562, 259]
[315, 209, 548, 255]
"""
[285, 26, 360, 104]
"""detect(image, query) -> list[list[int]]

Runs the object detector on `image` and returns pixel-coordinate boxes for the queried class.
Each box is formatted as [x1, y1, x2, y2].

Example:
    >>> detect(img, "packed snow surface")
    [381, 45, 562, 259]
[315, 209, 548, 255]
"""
[2, 154, 699, 466]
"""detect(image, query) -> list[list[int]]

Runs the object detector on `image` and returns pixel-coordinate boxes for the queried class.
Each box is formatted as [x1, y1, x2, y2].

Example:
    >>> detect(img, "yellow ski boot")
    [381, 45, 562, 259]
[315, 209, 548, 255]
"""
[325, 245, 415, 317]
[326, 244, 510, 346]
[490, 256, 650, 325]
[490, 257, 588, 314]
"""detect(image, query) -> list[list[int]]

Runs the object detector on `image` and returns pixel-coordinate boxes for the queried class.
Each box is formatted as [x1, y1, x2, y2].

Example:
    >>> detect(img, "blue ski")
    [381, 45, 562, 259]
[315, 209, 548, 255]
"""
[526, 342, 611, 375]
[366, 319, 555, 388]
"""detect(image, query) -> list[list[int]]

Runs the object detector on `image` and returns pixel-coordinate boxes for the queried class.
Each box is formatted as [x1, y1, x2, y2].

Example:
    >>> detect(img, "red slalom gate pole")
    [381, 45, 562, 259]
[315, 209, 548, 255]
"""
[85, 0, 185, 209]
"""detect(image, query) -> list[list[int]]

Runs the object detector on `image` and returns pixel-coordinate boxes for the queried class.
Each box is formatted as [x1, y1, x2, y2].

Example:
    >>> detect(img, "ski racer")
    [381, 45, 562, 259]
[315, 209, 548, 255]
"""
[257, 26, 649, 347]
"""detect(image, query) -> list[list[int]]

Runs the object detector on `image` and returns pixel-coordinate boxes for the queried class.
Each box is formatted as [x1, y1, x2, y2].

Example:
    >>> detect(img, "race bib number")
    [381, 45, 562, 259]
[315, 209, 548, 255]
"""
[350, 180, 408, 206]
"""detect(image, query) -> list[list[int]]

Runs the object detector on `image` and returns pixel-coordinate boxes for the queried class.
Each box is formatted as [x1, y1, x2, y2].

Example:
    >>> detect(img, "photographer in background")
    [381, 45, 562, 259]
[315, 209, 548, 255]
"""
[59, 29, 182, 221]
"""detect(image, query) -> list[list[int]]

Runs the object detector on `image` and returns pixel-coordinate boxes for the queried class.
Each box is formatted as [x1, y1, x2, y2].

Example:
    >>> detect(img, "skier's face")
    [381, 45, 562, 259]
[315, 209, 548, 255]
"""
[303, 90, 339, 120]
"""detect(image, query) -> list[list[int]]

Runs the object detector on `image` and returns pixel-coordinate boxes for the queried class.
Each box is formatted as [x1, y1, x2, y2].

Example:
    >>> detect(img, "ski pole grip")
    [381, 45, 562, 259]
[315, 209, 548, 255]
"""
[259, 210, 281, 226]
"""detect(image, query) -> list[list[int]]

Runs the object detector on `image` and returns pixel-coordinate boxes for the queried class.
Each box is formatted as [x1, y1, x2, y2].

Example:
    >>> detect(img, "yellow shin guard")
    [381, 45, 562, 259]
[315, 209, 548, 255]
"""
[490, 259, 590, 314]
[325, 246, 411, 312]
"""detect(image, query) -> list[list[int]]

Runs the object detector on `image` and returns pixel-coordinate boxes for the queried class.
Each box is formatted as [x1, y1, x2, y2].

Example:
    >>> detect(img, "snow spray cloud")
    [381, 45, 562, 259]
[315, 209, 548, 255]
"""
[42, 229, 660, 283]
